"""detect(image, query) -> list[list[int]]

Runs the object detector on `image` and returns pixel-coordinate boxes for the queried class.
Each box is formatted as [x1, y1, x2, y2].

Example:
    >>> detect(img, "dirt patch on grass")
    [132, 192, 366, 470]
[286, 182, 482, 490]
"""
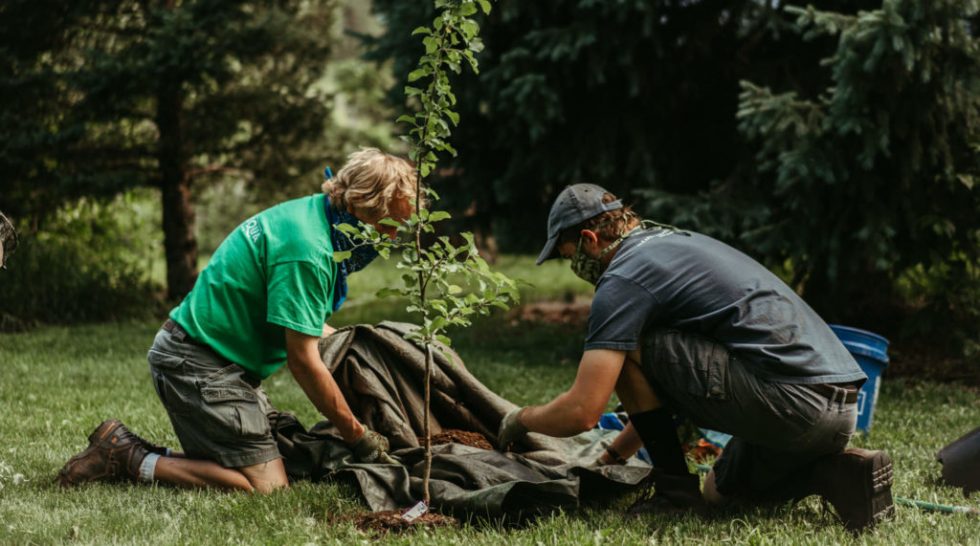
[420, 429, 494, 450]
[507, 297, 592, 326]
[888, 341, 979, 387]
[509, 300, 979, 387]
[354, 510, 457, 534]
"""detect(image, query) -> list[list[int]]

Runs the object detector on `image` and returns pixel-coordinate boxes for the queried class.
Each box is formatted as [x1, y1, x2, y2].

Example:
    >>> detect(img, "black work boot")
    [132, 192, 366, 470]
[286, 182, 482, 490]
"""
[57, 419, 151, 487]
[811, 448, 895, 532]
[628, 469, 704, 516]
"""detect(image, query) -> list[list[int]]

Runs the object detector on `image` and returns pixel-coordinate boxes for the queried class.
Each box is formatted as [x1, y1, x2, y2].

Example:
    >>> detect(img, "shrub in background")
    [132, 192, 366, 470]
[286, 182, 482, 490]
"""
[0, 192, 161, 330]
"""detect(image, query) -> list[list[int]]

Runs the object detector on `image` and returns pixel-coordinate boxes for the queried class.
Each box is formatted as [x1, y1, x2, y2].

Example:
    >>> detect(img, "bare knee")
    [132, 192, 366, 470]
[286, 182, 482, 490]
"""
[248, 478, 288, 494]
[238, 458, 289, 494]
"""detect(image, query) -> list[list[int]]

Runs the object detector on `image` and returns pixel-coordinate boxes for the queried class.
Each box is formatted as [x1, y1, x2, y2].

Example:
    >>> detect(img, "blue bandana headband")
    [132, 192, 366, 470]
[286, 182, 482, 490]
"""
[323, 166, 379, 312]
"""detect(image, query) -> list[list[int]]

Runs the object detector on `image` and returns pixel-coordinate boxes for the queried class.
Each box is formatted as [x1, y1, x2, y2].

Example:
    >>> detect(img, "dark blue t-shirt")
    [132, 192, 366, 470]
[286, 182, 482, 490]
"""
[585, 228, 865, 384]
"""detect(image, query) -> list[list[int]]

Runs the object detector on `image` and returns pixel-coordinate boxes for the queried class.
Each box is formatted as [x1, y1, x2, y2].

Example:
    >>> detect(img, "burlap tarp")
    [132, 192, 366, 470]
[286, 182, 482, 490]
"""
[271, 321, 651, 518]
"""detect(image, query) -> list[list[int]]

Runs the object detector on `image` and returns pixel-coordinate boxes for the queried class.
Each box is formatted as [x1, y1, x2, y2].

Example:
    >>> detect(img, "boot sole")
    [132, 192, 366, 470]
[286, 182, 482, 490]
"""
[841, 449, 895, 532]
[56, 420, 123, 487]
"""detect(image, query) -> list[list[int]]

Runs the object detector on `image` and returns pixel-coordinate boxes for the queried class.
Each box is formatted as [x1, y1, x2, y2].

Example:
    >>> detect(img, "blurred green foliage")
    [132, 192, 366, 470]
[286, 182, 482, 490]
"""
[0, 193, 161, 329]
[369, 0, 980, 358]
[0, 0, 343, 298]
[367, 0, 882, 250]
[0, 0, 399, 311]
[734, 1, 980, 352]
[0, 0, 977, 364]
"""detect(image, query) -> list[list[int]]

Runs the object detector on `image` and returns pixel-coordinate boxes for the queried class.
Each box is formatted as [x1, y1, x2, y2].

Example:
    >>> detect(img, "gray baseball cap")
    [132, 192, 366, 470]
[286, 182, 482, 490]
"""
[535, 183, 622, 265]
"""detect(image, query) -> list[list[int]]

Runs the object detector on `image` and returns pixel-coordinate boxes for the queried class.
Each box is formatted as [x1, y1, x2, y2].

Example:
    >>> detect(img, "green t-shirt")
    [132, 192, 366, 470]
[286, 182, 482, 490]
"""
[170, 194, 336, 379]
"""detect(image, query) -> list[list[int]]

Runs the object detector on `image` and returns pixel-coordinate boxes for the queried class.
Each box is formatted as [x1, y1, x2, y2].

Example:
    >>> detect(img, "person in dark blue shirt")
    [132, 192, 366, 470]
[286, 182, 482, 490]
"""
[498, 183, 894, 532]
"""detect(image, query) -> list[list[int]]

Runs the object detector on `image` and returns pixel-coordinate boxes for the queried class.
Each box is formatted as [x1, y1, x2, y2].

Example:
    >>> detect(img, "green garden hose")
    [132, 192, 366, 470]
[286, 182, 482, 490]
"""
[893, 497, 978, 515]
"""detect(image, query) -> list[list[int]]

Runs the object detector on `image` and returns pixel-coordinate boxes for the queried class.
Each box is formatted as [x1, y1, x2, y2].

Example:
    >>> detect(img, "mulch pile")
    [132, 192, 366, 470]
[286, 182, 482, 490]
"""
[353, 510, 457, 534]
[420, 429, 494, 450]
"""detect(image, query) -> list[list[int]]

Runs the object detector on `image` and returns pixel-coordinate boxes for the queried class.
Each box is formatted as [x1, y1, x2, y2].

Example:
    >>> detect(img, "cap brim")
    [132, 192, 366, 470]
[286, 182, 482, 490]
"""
[535, 235, 560, 265]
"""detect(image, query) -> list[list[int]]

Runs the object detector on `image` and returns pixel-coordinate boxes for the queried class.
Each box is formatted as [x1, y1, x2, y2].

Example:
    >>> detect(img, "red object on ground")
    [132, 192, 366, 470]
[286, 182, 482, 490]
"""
[683, 439, 723, 463]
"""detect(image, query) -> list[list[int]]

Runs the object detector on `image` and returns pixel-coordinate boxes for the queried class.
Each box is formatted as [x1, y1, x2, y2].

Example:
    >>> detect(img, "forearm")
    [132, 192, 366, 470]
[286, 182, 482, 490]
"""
[288, 358, 363, 443]
[521, 392, 603, 437]
[519, 349, 625, 438]
[598, 422, 643, 464]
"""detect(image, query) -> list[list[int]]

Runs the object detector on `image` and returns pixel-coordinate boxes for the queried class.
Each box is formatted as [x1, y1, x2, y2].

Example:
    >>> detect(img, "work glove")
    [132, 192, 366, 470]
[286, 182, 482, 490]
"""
[351, 429, 399, 465]
[496, 407, 529, 451]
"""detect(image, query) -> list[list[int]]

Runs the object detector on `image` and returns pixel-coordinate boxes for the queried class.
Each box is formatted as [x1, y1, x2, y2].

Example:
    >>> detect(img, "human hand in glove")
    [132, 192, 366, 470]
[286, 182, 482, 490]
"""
[497, 407, 529, 451]
[352, 429, 399, 464]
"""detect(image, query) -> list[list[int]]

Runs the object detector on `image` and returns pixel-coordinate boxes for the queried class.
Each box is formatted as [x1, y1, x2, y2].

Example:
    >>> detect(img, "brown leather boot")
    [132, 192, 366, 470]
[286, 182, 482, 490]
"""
[57, 420, 151, 487]
[812, 448, 895, 532]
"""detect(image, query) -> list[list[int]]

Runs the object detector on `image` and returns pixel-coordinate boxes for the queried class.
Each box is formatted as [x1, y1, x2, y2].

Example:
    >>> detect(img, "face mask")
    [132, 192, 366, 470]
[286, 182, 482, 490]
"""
[570, 238, 602, 285]
[569, 214, 651, 285]
[570, 235, 623, 285]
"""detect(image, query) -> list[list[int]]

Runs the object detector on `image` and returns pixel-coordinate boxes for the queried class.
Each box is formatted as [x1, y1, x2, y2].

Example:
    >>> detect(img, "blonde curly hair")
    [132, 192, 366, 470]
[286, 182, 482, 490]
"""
[321, 148, 420, 220]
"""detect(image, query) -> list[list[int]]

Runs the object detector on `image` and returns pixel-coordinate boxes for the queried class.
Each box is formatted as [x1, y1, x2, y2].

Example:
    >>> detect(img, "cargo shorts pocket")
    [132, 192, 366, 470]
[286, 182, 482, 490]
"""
[147, 352, 194, 416]
[147, 348, 184, 371]
[200, 371, 270, 439]
[654, 330, 730, 401]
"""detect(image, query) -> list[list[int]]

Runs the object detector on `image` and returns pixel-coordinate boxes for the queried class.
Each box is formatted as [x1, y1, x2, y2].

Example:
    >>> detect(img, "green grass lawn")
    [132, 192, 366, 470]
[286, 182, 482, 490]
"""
[1, 258, 978, 544]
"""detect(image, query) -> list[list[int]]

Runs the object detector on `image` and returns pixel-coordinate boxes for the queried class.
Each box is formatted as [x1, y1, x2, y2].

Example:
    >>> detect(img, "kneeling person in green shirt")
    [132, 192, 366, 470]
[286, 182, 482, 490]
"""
[58, 148, 415, 493]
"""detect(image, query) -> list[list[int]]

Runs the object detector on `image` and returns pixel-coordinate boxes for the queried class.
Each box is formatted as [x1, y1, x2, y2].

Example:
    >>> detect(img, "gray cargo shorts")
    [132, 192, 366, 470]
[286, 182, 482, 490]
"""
[147, 326, 281, 468]
[640, 329, 859, 501]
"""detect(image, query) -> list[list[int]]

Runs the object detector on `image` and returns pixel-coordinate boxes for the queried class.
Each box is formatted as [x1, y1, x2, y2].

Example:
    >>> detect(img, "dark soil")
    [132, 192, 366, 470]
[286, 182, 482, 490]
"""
[507, 297, 592, 326]
[887, 340, 979, 387]
[354, 510, 457, 534]
[420, 429, 494, 450]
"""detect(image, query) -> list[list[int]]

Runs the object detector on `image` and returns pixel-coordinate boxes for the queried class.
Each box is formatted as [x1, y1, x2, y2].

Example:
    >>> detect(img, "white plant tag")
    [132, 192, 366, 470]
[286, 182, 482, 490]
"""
[400, 500, 428, 522]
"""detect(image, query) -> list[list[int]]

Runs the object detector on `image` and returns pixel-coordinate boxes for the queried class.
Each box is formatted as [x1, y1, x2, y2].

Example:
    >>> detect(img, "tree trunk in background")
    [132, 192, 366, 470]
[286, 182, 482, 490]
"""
[157, 80, 197, 301]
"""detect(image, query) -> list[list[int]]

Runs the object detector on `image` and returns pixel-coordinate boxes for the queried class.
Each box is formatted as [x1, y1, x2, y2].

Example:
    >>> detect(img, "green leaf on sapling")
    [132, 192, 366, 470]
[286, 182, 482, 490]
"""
[376, 287, 403, 299]
[333, 220, 355, 231]
[460, 20, 479, 38]
[430, 316, 447, 332]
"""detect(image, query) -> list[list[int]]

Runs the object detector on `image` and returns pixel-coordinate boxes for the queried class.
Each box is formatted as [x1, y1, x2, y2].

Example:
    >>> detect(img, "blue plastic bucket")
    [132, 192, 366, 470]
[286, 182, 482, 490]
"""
[829, 324, 890, 433]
